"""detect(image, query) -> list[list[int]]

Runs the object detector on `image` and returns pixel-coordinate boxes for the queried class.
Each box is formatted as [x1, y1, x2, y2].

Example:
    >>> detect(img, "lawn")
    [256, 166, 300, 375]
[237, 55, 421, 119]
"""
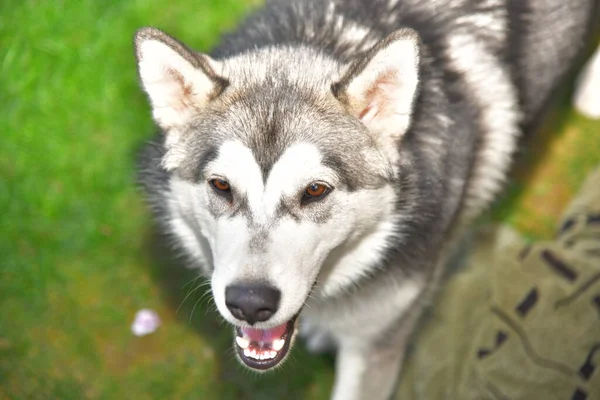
[0, 1, 598, 399]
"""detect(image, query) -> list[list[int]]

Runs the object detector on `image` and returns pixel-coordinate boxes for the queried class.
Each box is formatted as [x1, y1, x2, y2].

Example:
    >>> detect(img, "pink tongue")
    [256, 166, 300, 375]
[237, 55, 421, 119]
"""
[241, 322, 288, 342]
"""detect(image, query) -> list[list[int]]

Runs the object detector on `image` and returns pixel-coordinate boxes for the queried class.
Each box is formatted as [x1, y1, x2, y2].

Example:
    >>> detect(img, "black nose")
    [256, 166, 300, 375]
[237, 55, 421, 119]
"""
[225, 284, 281, 325]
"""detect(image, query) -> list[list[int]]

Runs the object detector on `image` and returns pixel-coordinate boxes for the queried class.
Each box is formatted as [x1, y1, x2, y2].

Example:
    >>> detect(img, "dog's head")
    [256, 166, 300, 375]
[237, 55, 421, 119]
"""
[134, 27, 420, 370]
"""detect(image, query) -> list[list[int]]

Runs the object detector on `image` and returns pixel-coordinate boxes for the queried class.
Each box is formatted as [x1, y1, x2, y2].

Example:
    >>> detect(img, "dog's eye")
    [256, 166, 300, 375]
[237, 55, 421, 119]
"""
[306, 183, 327, 197]
[302, 182, 331, 205]
[210, 178, 231, 193]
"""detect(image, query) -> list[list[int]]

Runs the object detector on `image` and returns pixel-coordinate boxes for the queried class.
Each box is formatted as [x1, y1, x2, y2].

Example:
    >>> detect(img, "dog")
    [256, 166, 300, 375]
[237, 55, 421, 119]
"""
[133, 0, 599, 398]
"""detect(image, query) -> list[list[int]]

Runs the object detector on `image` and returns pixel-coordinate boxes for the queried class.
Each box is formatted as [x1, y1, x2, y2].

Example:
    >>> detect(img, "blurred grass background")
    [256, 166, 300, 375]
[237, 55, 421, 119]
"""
[0, 0, 598, 399]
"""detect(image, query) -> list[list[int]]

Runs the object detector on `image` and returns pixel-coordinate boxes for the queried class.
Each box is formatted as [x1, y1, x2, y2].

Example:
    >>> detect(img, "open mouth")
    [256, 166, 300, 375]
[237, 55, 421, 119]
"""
[234, 315, 297, 370]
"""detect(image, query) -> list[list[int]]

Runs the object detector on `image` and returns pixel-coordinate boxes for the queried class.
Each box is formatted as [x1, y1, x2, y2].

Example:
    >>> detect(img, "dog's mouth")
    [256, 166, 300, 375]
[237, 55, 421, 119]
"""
[234, 315, 297, 370]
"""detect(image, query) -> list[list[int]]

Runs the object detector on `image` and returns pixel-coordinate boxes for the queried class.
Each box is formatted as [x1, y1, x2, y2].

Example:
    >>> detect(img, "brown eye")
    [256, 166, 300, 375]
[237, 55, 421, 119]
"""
[302, 182, 331, 205]
[306, 183, 327, 197]
[210, 178, 231, 192]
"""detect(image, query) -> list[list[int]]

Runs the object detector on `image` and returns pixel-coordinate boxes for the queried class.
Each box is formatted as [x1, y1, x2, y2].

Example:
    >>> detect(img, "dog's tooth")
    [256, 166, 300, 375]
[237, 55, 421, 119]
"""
[269, 351, 277, 359]
[272, 338, 285, 351]
[243, 348, 251, 358]
[236, 336, 250, 349]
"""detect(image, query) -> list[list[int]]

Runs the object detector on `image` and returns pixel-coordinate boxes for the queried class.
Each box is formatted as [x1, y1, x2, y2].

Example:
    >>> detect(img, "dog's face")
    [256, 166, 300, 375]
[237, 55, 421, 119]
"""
[134, 27, 420, 370]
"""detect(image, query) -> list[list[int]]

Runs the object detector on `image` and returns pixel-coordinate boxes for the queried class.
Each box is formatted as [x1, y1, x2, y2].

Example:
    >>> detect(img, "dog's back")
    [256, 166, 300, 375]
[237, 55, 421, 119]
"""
[216, 0, 598, 126]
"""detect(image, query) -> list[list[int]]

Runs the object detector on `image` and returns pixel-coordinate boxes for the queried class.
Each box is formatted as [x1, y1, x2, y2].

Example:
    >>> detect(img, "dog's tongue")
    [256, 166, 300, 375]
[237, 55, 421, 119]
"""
[241, 322, 288, 342]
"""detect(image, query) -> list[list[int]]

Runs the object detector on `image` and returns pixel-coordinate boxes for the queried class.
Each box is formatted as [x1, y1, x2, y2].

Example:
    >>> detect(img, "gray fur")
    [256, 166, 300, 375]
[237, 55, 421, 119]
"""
[135, 0, 599, 399]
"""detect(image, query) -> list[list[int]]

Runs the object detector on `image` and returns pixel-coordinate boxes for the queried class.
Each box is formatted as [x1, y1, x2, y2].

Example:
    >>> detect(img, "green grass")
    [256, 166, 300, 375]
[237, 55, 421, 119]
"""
[0, 1, 598, 399]
[0, 1, 332, 398]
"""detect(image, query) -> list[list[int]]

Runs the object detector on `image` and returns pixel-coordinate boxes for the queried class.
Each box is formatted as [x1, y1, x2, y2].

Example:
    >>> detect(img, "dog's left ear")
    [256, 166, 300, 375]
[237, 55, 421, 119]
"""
[333, 28, 420, 144]
[134, 27, 227, 135]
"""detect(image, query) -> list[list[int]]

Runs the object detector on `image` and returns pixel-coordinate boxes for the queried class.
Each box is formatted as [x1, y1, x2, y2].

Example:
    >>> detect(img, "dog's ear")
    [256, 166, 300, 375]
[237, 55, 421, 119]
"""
[333, 28, 420, 145]
[134, 27, 227, 135]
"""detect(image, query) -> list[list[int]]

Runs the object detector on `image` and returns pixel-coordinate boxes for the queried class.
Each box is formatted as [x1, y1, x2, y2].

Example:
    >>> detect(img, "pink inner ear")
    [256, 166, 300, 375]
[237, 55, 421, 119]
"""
[358, 69, 400, 123]
[163, 67, 197, 112]
[358, 103, 375, 120]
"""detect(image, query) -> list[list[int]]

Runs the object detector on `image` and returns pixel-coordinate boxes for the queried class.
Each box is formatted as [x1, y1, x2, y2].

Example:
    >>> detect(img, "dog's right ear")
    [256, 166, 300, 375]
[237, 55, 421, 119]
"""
[332, 29, 420, 152]
[134, 27, 227, 135]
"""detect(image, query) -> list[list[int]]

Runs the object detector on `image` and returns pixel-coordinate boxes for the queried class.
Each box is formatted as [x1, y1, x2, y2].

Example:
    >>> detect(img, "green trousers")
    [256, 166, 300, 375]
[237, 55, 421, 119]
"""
[397, 167, 600, 400]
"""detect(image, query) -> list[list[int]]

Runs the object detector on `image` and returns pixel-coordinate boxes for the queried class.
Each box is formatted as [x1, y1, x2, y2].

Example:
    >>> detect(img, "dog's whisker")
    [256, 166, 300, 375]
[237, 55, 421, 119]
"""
[189, 289, 215, 324]
[180, 275, 202, 290]
[186, 289, 215, 321]
[177, 281, 207, 314]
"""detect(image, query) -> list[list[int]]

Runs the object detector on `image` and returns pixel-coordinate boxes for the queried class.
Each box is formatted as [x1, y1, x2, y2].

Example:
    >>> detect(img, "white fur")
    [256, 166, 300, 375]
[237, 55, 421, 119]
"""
[263, 143, 337, 216]
[204, 141, 337, 221]
[303, 277, 422, 345]
[573, 44, 600, 119]
[332, 349, 367, 400]
[168, 178, 214, 269]
[337, 22, 369, 43]
[325, 2, 336, 24]
[167, 212, 211, 271]
[444, 31, 520, 220]
[455, 0, 507, 44]
[318, 279, 422, 400]
[337, 21, 379, 54]
[206, 140, 265, 209]
[319, 191, 399, 297]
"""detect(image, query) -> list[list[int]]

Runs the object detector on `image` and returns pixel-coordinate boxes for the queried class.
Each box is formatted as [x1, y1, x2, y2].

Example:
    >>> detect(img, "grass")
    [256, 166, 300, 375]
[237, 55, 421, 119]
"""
[0, 1, 598, 398]
[1, 1, 332, 398]
[492, 108, 600, 237]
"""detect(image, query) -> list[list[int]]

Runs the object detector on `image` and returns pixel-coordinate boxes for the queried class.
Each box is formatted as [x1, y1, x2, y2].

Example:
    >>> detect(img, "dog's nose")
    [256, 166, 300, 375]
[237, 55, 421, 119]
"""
[225, 284, 281, 325]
